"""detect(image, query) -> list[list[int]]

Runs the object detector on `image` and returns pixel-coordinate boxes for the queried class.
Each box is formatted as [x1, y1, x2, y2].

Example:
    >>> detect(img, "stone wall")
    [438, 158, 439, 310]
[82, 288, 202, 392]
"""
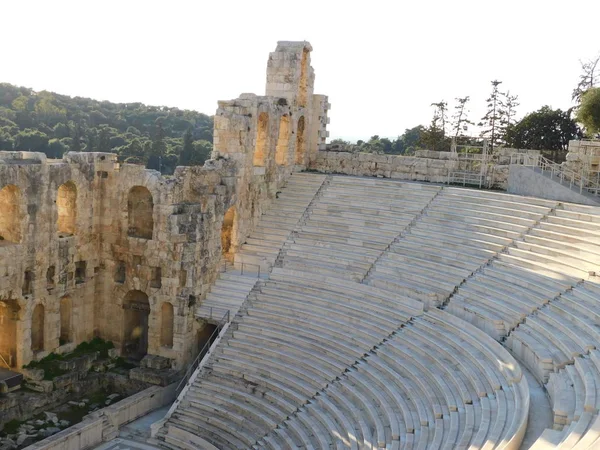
[0, 41, 329, 372]
[563, 139, 600, 176]
[309, 148, 542, 190]
[308, 151, 509, 189]
[22, 384, 176, 450]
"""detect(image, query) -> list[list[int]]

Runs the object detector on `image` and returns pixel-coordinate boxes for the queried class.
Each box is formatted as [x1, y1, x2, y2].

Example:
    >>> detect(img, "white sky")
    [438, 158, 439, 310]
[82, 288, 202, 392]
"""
[3, 0, 600, 141]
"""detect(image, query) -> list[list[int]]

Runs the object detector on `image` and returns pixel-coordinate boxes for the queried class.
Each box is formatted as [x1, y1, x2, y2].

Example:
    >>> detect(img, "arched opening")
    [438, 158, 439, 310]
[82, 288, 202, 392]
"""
[275, 115, 291, 166]
[127, 186, 154, 239]
[253, 112, 269, 167]
[298, 48, 309, 107]
[160, 302, 174, 348]
[57, 181, 77, 236]
[0, 185, 22, 244]
[0, 299, 20, 367]
[221, 206, 236, 262]
[295, 116, 306, 165]
[59, 296, 72, 345]
[122, 290, 150, 359]
[31, 304, 45, 353]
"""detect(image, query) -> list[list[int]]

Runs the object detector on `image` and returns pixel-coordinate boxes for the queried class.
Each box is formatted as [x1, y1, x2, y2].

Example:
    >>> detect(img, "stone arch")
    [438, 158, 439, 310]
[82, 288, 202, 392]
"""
[295, 116, 306, 165]
[122, 290, 150, 359]
[59, 296, 72, 344]
[275, 115, 291, 166]
[0, 299, 20, 367]
[0, 184, 22, 244]
[160, 302, 174, 348]
[31, 303, 45, 353]
[221, 206, 236, 262]
[298, 48, 309, 107]
[57, 181, 77, 235]
[127, 186, 154, 239]
[253, 112, 269, 167]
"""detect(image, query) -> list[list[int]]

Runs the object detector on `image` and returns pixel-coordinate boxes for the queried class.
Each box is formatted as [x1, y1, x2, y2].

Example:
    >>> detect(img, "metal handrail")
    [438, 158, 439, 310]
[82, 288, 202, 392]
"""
[175, 310, 230, 396]
[221, 260, 261, 278]
[511, 153, 600, 196]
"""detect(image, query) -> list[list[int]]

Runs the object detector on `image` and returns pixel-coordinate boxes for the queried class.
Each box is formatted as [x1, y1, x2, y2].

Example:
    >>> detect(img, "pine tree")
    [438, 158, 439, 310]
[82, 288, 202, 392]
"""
[480, 80, 506, 150]
[451, 96, 474, 140]
[572, 54, 600, 103]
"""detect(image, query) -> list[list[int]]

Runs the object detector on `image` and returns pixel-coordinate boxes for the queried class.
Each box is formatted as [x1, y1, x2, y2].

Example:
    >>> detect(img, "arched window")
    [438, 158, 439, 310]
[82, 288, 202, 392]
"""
[160, 302, 174, 348]
[57, 181, 77, 235]
[31, 304, 45, 353]
[298, 48, 309, 107]
[221, 206, 236, 262]
[0, 185, 22, 244]
[253, 112, 269, 167]
[59, 296, 72, 344]
[295, 116, 306, 165]
[127, 186, 154, 239]
[122, 290, 150, 359]
[275, 115, 290, 166]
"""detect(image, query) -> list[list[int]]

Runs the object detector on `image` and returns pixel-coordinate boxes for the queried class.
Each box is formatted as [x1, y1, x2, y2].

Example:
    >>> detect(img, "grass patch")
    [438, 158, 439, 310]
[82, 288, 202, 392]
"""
[1, 419, 22, 435]
[23, 338, 115, 380]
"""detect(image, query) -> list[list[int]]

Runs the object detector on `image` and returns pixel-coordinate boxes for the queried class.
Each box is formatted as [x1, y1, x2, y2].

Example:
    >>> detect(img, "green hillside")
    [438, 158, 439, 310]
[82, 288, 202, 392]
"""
[0, 83, 214, 174]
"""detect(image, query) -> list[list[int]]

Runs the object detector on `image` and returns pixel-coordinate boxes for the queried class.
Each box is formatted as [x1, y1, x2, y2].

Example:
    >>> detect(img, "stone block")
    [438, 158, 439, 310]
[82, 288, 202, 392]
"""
[21, 368, 44, 381]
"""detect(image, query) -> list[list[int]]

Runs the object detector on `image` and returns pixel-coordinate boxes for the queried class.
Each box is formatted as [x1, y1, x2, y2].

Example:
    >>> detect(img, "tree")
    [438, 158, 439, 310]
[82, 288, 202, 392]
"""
[422, 102, 450, 151]
[576, 88, 600, 136]
[430, 101, 448, 135]
[501, 91, 520, 129]
[178, 128, 195, 166]
[97, 127, 111, 152]
[572, 53, 600, 103]
[480, 80, 506, 150]
[451, 96, 474, 140]
[71, 123, 83, 152]
[14, 129, 49, 152]
[147, 122, 167, 171]
[505, 106, 582, 161]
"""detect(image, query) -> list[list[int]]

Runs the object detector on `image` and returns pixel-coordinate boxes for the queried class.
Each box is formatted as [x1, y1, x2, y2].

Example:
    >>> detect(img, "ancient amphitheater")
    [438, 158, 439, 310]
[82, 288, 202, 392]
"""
[2, 42, 600, 450]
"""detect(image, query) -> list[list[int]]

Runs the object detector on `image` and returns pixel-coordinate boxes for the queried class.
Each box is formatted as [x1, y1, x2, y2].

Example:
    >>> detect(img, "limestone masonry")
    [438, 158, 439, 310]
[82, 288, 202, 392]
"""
[0, 41, 330, 372]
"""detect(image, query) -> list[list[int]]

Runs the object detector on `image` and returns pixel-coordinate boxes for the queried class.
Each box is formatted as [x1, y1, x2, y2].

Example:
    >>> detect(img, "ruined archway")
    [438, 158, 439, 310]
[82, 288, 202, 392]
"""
[31, 303, 45, 353]
[298, 48, 309, 107]
[0, 299, 20, 367]
[253, 112, 269, 167]
[0, 185, 22, 244]
[127, 186, 154, 239]
[275, 115, 290, 166]
[59, 296, 72, 344]
[57, 181, 77, 235]
[295, 116, 306, 165]
[122, 290, 150, 359]
[221, 206, 236, 263]
[160, 302, 174, 348]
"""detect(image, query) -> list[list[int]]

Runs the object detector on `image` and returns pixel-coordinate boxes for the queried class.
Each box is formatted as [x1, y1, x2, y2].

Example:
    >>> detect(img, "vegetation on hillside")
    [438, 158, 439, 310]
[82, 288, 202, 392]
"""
[0, 83, 214, 174]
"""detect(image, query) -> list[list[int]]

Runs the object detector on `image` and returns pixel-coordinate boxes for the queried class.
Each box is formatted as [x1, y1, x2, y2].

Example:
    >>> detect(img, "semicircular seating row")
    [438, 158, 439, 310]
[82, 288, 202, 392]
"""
[161, 268, 528, 450]
[160, 173, 600, 449]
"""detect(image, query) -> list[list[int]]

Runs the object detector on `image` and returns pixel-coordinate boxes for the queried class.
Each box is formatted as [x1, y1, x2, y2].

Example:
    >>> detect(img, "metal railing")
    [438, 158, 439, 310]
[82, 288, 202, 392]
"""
[446, 171, 488, 189]
[220, 260, 261, 278]
[511, 153, 600, 196]
[175, 310, 230, 397]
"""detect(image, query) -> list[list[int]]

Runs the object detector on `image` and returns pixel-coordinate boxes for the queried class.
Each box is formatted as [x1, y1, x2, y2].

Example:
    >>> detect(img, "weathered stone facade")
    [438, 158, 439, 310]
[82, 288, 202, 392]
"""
[0, 41, 329, 372]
